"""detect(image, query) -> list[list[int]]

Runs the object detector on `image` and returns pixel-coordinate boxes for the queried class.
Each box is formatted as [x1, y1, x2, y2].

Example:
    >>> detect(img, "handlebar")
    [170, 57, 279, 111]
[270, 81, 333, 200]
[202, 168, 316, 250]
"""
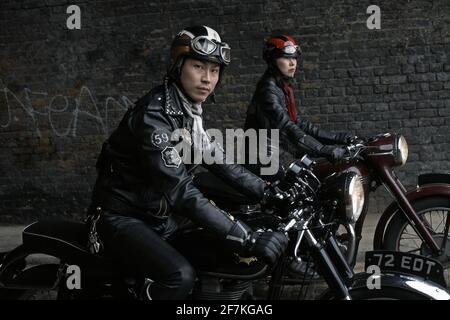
[344, 142, 367, 160]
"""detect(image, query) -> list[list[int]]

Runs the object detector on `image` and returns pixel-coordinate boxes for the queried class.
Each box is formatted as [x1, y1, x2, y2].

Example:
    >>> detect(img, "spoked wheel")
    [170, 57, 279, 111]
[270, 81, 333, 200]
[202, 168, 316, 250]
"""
[382, 196, 450, 287]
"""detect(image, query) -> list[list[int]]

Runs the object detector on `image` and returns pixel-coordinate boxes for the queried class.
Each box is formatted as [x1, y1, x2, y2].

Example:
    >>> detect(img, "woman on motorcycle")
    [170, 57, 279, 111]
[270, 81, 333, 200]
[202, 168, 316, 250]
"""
[244, 34, 356, 181]
[89, 26, 289, 300]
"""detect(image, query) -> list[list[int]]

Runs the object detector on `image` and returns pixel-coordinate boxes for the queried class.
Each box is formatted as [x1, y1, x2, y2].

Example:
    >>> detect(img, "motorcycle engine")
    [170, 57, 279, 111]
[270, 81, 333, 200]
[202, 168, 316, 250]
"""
[191, 277, 252, 300]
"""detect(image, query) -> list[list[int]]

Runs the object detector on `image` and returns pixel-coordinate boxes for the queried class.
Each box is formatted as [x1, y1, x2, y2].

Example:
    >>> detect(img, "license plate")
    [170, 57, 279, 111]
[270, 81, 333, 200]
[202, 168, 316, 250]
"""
[365, 250, 446, 286]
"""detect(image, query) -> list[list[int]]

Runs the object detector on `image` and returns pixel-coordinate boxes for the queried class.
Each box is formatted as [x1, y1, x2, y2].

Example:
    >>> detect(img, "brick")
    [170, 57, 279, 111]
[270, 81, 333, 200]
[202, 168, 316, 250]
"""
[346, 86, 359, 95]
[319, 70, 334, 79]
[373, 85, 387, 93]
[430, 63, 443, 72]
[408, 73, 437, 82]
[334, 69, 348, 78]
[438, 108, 450, 117]
[414, 109, 438, 118]
[415, 63, 429, 73]
[401, 64, 415, 74]
[403, 119, 419, 127]
[388, 85, 401, 93]
[380, 75, 407, 84]
[360, 86, 373, 95]
[348, 105, 361, 113]
[354, 77, 379, 85]
[323, 86, 340, 99]
[429, 82, 443, 91]
[436, 72, 450, 81]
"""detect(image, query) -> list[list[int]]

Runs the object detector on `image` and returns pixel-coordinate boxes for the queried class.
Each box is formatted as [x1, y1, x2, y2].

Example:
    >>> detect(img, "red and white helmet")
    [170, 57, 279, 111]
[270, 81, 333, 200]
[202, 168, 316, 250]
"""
[263, 35, 301, 62]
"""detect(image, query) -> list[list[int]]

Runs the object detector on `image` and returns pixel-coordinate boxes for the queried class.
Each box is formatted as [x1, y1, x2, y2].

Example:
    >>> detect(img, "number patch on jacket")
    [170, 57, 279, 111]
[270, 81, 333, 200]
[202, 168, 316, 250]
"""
[151, 129, 171, 149]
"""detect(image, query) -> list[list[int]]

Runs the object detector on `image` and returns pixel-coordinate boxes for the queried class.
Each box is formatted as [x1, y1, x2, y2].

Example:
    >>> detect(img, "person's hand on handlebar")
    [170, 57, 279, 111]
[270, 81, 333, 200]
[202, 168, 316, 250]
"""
[319, 145, 348, 164]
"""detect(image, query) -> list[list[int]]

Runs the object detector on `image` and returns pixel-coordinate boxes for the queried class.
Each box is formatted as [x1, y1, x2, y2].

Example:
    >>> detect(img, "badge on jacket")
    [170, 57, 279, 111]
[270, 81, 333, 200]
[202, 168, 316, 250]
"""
[151, 129, 172, 149]
[161, 146, 182, 168]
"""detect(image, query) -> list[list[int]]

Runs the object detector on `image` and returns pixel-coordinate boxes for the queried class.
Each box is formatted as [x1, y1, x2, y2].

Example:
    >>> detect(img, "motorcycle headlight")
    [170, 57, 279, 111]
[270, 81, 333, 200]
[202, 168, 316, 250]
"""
[395, 135, 408, 166]
[320, 172, 365, 224]
[346, 174, 365, 223]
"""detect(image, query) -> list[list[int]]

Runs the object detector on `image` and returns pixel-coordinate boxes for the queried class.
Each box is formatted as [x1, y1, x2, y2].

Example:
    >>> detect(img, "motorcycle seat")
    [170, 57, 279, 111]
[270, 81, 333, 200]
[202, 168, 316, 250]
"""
[22, 219, 103, 267]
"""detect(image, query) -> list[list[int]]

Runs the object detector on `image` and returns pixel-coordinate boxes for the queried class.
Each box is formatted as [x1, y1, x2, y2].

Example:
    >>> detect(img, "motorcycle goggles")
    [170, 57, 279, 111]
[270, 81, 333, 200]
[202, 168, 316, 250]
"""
[191, 36, 231, 65]
[281, 44, 302, 56]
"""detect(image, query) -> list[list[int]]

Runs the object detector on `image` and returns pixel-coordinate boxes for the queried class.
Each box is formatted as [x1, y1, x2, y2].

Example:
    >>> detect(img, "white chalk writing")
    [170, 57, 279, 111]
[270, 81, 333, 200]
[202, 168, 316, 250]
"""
[0, 86, 133, 137]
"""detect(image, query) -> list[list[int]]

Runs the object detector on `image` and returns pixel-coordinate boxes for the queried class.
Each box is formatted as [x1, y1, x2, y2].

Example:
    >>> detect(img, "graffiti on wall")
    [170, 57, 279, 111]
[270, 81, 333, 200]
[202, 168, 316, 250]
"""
[0, 85, 133, 137]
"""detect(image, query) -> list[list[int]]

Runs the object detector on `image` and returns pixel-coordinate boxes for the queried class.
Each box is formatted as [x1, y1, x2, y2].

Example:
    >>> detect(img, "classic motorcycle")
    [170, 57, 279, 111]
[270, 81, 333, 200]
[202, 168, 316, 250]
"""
[0, 157, 448, 300]
[306, 133, 450, 287]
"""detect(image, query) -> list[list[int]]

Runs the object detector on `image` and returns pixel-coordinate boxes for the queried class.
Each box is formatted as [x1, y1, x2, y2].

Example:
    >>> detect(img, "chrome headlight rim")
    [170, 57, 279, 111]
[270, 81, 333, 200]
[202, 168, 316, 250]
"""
[345, 174, 365, 223]
[395, 134, 409, 166]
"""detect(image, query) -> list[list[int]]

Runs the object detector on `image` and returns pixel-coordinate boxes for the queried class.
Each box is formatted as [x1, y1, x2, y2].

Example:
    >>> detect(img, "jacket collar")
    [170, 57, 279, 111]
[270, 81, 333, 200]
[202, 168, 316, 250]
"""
[163, 77, 185, 117]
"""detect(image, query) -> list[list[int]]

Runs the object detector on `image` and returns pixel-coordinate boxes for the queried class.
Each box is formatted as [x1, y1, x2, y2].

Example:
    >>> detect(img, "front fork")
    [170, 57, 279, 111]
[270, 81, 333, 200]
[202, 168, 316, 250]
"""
[305, 230, 354, 300]
[379, 166, 442, 255]
[268, 230, 354, 300]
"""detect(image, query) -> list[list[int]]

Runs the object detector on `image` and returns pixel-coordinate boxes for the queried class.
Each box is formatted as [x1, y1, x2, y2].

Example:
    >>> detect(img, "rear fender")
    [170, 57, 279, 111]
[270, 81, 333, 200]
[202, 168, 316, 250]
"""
[418, 173, 450, 186]
[0, 245, 62, 289]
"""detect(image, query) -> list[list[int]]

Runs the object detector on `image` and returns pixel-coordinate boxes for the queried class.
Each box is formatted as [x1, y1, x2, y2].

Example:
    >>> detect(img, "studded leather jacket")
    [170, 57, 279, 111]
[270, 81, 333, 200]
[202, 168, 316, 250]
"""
[91, 79, 267, 238]
[244, 70, 349, 158]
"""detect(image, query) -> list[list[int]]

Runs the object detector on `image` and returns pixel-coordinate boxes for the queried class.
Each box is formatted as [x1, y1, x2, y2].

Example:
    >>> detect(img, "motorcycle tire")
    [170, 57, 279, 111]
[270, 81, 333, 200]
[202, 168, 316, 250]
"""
[381, 196, 450, 287]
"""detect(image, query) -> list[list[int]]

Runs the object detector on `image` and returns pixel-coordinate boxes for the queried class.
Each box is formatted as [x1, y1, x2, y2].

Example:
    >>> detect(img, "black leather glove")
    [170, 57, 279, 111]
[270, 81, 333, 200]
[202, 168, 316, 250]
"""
[320, 145, 347, 163]
[225, 220, 288, 264]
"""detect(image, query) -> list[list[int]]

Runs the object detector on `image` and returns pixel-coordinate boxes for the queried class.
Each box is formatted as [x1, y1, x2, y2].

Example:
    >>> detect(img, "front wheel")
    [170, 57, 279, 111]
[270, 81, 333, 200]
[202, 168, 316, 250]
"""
[319, 272, 449, 300]
[382, 196, 450, 287]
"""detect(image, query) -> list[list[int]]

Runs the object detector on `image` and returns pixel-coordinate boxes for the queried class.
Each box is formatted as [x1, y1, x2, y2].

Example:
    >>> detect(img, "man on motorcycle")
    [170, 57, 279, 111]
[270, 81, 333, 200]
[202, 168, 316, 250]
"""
[244, 34, 357, 180]
[89, 26, 289, 300]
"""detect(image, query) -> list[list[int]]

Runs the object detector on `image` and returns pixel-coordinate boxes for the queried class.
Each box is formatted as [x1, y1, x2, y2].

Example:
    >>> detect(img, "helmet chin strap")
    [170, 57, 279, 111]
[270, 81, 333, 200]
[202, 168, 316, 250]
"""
[209, 91, 216, 104]
[174, 78, 197, 104]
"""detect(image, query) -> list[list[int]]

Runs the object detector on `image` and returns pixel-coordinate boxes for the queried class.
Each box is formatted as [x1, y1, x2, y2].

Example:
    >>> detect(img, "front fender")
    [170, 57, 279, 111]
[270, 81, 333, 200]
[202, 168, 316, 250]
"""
[319, 272, 450, 300]
[373, 183, 450, 249]
[349, 272, 450, 300]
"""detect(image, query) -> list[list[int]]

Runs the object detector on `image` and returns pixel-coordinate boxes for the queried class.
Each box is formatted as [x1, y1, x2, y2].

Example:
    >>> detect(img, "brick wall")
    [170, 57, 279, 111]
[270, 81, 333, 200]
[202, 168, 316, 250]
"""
[0, 0, 449, 223]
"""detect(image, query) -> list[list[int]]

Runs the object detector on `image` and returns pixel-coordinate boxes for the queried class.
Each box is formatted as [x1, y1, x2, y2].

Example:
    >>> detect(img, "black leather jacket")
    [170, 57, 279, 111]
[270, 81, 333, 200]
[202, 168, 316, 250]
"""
[245, 70, 348, 158]
[91, 80, 266, 238]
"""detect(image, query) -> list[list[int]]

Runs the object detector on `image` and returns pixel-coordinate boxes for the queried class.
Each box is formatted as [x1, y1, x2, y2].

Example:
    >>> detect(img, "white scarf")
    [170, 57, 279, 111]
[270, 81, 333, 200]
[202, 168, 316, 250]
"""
[173, 84, 214, 155]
